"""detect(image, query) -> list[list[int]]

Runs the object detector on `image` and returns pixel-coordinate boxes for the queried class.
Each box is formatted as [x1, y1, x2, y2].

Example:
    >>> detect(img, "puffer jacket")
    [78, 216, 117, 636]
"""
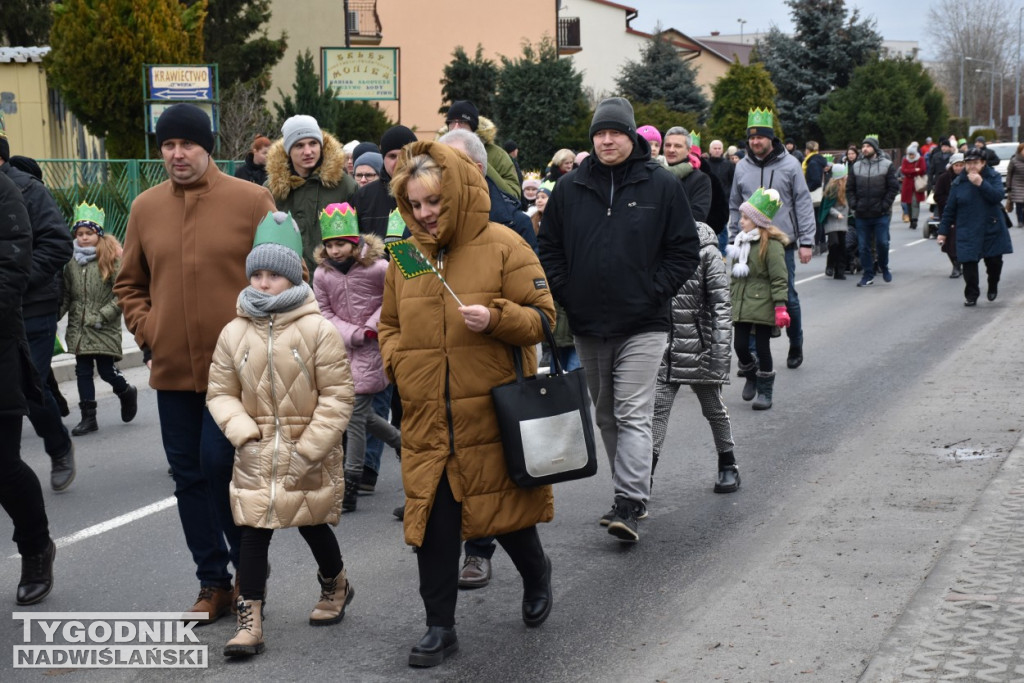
[60, 256, 124, 359]
[848, 147, 899, 218]
[0, 171, 39, 417]
[207, 294, 355, 529]
[266, 131, 359, 272]
[662, 222, 731, 385]
[729, 232, 789, 326]
[900, 155, 927, 203]
[378, 141, 555, 548]
[1006, 153, 1024, 204]
[313, 234, 389, 395]
[939, 165, 1013, 263]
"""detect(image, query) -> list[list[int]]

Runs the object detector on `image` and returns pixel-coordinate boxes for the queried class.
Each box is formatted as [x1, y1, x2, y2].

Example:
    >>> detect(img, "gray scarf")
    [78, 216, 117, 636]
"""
[238, 282, 311, 318]
[73, 244, 97, 266]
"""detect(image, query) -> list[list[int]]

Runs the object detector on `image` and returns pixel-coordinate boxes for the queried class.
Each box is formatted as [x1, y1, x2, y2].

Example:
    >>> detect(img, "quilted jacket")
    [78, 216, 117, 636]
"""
[207, 293, 355, 529]
[729, 232, 790, 327]
[60, 257, 124, 359]
[313, 233, 389, 395]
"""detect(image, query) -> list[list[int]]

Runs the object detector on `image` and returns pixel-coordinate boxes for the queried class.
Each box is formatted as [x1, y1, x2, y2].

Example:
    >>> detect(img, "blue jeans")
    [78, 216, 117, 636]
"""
[363, 385, 392, 475]
[556, 346, 581, 372]
[24, 314, 71, 458]
[855, 215, 891, 280]
[75, 354, 128, 402]
[157, 390, 240, 587]
[783, 247, 802, 348]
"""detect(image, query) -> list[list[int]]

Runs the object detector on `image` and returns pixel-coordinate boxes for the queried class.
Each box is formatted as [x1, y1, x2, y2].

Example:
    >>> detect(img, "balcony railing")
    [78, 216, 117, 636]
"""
[558, 17, 581, 52]
[347, 0, 382, 45]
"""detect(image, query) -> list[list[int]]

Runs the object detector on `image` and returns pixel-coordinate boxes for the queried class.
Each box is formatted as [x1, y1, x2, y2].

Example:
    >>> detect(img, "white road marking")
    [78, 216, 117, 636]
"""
[9, 496, 176, 558]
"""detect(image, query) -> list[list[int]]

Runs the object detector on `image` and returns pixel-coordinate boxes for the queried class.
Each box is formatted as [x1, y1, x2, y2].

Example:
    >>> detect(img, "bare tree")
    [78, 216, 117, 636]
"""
[927, 0, 1016, 129]
[218, 80, 275, 160]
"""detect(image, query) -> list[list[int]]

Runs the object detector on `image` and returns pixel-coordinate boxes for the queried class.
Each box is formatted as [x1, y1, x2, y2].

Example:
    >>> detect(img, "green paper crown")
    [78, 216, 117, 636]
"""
[319, 202, 359, 241]
[72, 202, 105, 231]
[253, 210, 302, 255]
[747, 107, 773, 129]
[822, 153, 833, 164]
[386, 208, 407, 239]
[958, 138, 967, 146]
[863, 133, 879, 144]
[690, 131, 701, 148]
[746, 187, 782, 221]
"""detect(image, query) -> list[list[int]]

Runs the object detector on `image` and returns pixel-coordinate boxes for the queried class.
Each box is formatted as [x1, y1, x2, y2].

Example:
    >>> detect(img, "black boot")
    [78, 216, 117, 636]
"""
[522, 554, 553, 627]
[408, 626, 458, 668]
[714, 465, 741, 493]
[342, 474, 360, 512]
[737, 361, 757, 401]
[71, 401, 98, 436]
[50, 442, 76, 491]
[752, 371, 776, 410]
[786, 345, 803, 369]
[17, 540, 55, 605]
[116, 384, 138, 422]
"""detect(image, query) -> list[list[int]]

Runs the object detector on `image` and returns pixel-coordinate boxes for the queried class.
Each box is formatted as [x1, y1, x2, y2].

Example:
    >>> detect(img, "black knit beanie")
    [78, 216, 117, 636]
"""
[445, 100, 479, 132]
[155, 103, 214, 154]
[589, 97, 637, 143]
[380, 125, 418, 156]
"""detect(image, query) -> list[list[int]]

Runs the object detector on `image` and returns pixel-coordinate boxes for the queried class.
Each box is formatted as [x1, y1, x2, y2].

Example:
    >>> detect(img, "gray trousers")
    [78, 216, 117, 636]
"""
[344, 393, 402, 477]
[574, 331, 667, 506]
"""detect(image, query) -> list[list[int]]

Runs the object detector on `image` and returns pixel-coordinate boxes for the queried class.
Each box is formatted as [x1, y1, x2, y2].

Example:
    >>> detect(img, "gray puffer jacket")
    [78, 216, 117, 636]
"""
[660, 222, 732, 385]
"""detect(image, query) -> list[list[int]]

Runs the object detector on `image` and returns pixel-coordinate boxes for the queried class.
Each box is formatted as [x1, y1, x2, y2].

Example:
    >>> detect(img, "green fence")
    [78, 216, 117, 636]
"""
[37, 159, 241, 242]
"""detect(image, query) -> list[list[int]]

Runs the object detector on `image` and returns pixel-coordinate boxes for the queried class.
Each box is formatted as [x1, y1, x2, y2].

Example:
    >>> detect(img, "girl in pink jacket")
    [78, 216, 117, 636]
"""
[313, 203, 401, 513]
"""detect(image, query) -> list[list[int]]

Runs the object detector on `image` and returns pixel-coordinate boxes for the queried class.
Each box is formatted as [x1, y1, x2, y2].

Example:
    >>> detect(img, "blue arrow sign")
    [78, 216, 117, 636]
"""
[151, 88, 212, 100]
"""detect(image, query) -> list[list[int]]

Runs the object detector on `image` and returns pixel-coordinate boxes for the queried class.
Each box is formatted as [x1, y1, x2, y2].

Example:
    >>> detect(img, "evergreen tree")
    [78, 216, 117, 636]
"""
[45, 0, 206, 159]
[439, 45, 499, 119]
[0, 0, 52, 45]
[491, 37, 584, 170]
[335, 101, 394, 146]
[758, 0, 881, 141]
[274, 49, 341, 131]
[707, 60, 783, 146]
[197, 0, 287, 90]
[818, 57, 948, 150]
[615, 32, 709, 118]
[631, 100, 698, 140]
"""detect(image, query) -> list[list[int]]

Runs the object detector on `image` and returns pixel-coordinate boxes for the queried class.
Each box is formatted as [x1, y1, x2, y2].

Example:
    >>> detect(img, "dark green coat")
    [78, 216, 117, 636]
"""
[61, 257, 124, 359]
[729, 235, 789, 326]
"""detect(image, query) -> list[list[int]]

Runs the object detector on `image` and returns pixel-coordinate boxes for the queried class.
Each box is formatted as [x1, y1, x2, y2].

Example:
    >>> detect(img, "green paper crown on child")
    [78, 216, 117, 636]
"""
[72, 202, 106, 236]
[689, 131, 701, 148]
[319, 202, 359, 242]
[747, 108, 773, 129]
[253, 210, 302, 255]
[386, 208, 407, 239]
[746, 187, 782, 221]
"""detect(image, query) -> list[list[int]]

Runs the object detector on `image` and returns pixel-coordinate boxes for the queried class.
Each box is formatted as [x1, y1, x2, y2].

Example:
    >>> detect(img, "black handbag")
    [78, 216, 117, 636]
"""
[491, 307, 598, 487]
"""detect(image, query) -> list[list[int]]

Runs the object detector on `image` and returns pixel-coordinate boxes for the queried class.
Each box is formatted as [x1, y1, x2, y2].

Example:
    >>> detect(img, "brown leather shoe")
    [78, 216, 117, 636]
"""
[457, 556, 491, 589]
[184, 586, 233, 626]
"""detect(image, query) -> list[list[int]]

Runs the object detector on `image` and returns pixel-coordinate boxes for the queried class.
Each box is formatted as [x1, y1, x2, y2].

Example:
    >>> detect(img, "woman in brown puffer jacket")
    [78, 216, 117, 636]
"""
[380, 142, 556, 668]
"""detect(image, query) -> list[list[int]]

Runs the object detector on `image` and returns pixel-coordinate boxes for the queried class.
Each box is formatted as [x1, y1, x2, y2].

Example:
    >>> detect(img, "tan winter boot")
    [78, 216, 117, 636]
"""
[223, 598, 264, 657]
[309, 568, 354, 626]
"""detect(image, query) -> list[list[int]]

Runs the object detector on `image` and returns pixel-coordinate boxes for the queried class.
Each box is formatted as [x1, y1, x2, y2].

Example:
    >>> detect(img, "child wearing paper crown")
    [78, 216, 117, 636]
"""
[206, 210, 356, 658]
[819, 164, 850, 280]
[313, 202, 402, 514]
[59, 203, 138, 436]
[726, 188, 790, 410]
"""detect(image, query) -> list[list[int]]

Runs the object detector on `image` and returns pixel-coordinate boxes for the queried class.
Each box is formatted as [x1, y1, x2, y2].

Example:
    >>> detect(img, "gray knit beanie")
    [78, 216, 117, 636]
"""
[246, 243, 303, 286]
[589, 97, 637, 143]
[281, 115, 323, 154]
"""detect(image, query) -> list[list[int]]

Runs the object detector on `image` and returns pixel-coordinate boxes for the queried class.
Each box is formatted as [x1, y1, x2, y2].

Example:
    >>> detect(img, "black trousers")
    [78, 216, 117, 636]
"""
[417, 470, 546, 627]
[0, 416, 51, 556]
[961, 256, 1003, 302]
[237, 524, 342, 600]
[734, 322, 774, 373]
[75, 354, 129, 402]
[826, 232, 847, 274]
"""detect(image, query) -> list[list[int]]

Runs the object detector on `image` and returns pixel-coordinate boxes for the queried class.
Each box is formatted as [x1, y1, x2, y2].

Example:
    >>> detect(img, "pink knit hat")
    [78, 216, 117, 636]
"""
[637, 125, 662, 145]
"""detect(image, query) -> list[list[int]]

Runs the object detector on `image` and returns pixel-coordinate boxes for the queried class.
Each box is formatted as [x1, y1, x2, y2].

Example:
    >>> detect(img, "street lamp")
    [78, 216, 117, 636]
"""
[737, 18, 747, 44]
[960, 56, 993, 122]
[977, 68, 1004, 130]
[1016, 7, 1023, 141]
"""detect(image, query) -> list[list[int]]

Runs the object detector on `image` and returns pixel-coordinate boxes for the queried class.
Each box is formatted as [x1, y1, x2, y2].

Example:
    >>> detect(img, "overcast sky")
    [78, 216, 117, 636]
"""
[627, 0, 929, 57]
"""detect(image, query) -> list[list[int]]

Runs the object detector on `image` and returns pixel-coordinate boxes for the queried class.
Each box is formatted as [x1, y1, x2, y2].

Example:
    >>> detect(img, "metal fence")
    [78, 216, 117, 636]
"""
[37, 159, 241, 242]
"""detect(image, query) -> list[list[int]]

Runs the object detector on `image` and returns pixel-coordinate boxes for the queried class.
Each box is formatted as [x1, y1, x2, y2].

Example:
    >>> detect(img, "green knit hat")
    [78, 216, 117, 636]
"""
[319, 202, 359, 244]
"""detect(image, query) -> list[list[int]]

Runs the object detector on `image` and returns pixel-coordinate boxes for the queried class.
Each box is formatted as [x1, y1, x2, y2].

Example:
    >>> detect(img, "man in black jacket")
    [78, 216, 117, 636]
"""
[0, 123, 75, 491]
[539, 97, 699, 543]
[847, 134, 900, 287]
[354, 125, 417, 240]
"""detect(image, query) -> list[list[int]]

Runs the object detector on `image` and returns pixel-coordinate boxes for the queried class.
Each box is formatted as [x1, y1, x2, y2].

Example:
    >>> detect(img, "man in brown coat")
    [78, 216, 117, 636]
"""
[114, 104, 276, 624]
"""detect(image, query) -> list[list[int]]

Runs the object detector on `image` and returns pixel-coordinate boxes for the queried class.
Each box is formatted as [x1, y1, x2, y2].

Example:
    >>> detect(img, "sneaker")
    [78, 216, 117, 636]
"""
[881, 269, 892, 283]
[606, 499, 640, 543]
[856, 277, 873, 287]
[599, 504, 616, 526]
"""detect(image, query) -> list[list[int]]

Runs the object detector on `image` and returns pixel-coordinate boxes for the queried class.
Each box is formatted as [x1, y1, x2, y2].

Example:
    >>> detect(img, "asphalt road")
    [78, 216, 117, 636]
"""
[2, 210, 1022, 682]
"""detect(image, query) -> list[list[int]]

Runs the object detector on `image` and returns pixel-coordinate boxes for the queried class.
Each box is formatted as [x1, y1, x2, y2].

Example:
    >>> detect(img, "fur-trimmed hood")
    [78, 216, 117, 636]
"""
[265, 131, 348, 201]
[314, 232, 386, 268]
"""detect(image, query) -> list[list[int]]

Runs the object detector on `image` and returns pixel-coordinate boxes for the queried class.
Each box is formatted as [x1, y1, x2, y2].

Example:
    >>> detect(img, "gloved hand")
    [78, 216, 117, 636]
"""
[774, 305, 791, 328]
[364, 329, 378, 340]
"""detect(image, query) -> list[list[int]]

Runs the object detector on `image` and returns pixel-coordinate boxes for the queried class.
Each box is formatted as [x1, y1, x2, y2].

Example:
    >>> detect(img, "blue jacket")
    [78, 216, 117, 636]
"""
[938, 165, 1013, 263]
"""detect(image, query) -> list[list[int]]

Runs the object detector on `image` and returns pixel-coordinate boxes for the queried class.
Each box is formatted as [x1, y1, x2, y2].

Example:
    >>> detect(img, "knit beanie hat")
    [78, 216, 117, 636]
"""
[342, 139, 360, 160]
[445, 100, 479, 131]
[155, 103, 214, 154]
[637, 125, 662, 146]
[589, 97, 637, 143]
[352, 141, 380, 162]
[353, 152, 383, 175]
[282, 115, 323, 154]
[247, 211, 304, 285]
[830, 164, 848, 180]
[947, 152, 965, 167]
[861, 134, 881, 154]
[380, 125, 418, 156]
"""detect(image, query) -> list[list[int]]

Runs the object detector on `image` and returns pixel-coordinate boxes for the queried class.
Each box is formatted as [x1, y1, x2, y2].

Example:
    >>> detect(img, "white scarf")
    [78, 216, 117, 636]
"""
[726, 229, 760, 277]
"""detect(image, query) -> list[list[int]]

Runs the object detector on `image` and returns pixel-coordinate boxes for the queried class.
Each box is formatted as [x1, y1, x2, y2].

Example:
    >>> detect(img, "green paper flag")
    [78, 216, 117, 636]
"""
[386, 240, 435, 279]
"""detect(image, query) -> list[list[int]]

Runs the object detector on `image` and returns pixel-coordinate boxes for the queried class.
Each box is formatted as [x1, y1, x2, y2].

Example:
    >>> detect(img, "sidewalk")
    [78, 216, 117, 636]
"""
[860, 433, 1024, 681]
[52, 318, 143, 383]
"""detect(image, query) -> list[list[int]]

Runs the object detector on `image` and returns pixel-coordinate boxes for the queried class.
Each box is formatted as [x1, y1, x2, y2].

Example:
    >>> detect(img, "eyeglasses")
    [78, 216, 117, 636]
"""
[354, 172, 378, 180]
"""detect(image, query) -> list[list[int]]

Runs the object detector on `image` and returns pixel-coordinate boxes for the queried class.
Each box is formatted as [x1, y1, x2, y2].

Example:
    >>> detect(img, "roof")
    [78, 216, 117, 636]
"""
[0, 46, 51, 63]
[694, 38, 754, 65]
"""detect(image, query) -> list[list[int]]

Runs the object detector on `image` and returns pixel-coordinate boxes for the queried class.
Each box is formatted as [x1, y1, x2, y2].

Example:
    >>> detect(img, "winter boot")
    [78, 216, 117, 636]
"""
[342, 474, 360, 513]
[737, 361, 758, 401]
[309, 568, 354, 626]
[116, 384, 138, 423]
[223, 598, 264, 657]
[752, 371, 776, 410]
[71, 401, 98, 436]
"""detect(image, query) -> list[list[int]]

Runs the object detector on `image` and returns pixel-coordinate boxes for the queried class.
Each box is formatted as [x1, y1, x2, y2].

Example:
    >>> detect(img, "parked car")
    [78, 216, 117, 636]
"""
[987, 142, 1018, 187]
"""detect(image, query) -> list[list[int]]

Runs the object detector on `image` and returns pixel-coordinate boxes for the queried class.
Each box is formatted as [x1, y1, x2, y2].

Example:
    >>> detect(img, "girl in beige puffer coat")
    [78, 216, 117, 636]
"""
[207, 215, 355, 658]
